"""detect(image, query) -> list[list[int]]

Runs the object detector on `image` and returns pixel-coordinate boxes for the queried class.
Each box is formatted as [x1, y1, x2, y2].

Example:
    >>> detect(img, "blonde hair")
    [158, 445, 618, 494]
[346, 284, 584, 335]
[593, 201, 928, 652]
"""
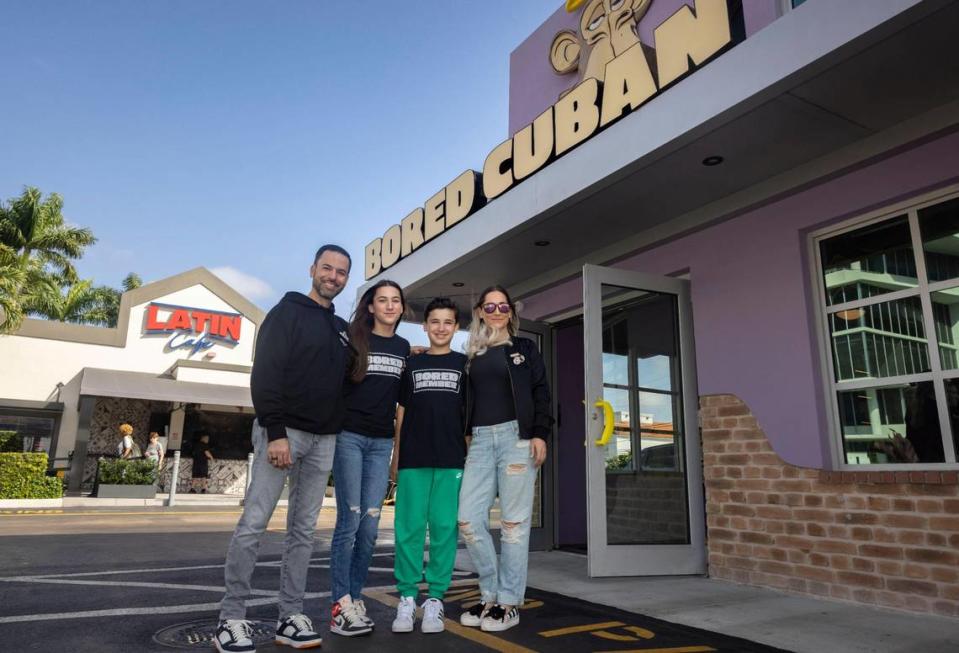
[119, 423, 134, 436]
[465, 286, 519, 358]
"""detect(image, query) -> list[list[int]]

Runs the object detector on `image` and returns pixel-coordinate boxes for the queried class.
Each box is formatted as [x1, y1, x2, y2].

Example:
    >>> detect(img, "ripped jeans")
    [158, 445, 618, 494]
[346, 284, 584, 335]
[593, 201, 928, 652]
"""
[457, 420, 537, 607]
[329, 430, 394, 602]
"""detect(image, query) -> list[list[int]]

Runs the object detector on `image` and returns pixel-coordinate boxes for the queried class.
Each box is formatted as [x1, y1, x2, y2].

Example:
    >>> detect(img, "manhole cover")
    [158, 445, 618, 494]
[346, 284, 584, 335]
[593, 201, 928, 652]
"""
[153, 620, 274, 649]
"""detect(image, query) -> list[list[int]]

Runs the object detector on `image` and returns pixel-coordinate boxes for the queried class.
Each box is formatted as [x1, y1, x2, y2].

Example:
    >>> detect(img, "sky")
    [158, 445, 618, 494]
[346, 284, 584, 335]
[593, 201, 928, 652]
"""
[0, 0, 560, 341]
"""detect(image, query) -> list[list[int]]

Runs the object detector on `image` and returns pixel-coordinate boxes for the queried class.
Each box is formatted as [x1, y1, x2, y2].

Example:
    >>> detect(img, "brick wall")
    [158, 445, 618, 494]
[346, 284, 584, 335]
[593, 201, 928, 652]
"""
[701, 394, 959, 618]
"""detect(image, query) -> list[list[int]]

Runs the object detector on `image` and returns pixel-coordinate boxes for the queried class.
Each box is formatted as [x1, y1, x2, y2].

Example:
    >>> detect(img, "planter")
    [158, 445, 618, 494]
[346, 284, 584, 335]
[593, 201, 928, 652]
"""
[95, 484, 157, 499]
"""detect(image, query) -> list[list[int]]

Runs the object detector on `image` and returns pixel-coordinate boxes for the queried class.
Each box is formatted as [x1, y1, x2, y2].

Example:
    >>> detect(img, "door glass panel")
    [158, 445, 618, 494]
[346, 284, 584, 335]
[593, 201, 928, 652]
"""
[600, 285, 688, 545]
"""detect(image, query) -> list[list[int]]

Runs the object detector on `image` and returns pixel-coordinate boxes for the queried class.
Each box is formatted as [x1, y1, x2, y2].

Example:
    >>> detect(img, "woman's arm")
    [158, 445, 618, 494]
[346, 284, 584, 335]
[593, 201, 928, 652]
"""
[391, 405, 405, 482]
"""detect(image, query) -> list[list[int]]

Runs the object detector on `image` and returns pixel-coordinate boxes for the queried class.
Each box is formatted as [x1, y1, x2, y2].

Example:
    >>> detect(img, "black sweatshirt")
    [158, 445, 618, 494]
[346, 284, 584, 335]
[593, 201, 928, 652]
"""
[250, 291, 351, 442]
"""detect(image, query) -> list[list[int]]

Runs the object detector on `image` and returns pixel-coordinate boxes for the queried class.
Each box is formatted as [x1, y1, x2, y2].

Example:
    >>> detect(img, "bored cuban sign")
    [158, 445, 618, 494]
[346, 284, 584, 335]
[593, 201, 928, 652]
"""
[144, 302, 243, 355]
[365, 0, 740, 279]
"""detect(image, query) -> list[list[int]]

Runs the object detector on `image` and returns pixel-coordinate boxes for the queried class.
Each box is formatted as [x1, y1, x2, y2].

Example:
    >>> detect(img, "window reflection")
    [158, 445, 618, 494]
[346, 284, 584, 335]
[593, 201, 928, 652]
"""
[820, 216, 917, 306]
[919, 197, 959, 283]
[599, 286, 688, 544]
[837, 382, 944, 464]
[829, 296, 930, 381]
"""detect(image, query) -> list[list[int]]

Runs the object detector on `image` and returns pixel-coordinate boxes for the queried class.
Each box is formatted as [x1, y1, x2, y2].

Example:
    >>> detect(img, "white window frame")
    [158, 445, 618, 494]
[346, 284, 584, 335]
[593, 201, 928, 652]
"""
[810, 184, 959, 471]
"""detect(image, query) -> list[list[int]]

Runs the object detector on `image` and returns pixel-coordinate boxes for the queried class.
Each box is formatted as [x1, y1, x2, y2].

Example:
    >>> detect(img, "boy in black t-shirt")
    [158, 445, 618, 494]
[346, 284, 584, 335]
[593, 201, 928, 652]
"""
[390, 297, 467, 635]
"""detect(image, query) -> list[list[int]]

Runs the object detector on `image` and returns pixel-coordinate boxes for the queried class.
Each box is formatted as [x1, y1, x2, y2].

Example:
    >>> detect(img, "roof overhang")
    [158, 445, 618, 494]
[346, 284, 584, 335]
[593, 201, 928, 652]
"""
[79, 367, 252, 407]
[361, 0, 959, 319]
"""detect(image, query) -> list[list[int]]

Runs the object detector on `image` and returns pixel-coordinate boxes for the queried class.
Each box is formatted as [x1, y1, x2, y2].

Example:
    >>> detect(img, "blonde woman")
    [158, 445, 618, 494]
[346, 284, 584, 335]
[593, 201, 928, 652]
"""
[116, 423, 136, 459]
[457, 286, 551, 633]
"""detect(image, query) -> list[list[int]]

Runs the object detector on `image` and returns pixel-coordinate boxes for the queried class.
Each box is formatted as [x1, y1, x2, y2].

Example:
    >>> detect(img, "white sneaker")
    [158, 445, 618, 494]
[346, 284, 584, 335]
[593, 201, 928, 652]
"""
[354, 599, 374, 628]
[420, 598, 445, 634]
[481, 604, 519, 632]
[460, 601, 491, 627]
[391, 596, 416, 633]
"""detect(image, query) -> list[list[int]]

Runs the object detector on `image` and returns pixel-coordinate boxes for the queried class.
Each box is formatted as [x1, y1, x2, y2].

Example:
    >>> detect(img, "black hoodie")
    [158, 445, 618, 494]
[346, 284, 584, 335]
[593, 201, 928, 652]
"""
[251, 291, 351, 441]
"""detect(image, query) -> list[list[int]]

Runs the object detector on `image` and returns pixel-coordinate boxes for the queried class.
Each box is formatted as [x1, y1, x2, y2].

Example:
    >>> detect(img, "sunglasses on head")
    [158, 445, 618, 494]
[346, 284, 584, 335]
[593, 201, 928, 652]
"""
[481, 302, 511, 314]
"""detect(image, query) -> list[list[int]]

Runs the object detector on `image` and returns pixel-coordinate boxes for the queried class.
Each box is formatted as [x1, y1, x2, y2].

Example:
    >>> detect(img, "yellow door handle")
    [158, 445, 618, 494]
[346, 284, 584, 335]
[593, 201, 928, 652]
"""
[594, 399, 614, 446]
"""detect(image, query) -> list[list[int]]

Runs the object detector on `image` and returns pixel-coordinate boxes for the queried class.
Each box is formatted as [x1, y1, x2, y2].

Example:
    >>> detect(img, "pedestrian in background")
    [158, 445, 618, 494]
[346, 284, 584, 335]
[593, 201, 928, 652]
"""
[115, 423, 138, 459]
[190, 433, 214, 494]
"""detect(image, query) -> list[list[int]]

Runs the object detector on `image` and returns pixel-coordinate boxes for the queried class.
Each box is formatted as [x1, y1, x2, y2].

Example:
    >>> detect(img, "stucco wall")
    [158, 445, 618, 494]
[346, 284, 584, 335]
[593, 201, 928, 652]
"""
[0, 283, 256, 461]
[522, 130, 959, 468]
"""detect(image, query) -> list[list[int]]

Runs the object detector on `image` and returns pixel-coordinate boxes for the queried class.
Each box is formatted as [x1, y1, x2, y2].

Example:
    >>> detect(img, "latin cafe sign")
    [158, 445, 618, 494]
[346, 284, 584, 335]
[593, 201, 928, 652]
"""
[144, 302, 243, 355]
[365, 0, 738, 280]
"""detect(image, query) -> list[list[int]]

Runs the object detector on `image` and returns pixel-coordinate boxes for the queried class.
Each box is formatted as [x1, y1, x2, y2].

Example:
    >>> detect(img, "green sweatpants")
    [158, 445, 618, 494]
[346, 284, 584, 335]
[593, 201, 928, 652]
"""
[394, 467, 463, 599]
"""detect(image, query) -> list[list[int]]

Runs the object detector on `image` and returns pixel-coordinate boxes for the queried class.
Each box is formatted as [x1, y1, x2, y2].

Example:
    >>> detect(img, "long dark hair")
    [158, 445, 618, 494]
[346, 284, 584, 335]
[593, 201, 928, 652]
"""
[348, 280, 406, 383]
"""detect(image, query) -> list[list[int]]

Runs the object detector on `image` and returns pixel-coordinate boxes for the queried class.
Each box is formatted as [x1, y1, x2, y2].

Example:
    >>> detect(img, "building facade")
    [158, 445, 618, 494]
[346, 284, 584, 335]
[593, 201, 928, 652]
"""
[0, 268, 262, 493]
[361, 0, 959, 616]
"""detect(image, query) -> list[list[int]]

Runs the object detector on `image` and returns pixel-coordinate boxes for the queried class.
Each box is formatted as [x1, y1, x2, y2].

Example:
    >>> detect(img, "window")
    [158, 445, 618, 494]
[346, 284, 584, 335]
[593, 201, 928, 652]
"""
[816, 191, 959, 466]
[0, 412, 58, 455]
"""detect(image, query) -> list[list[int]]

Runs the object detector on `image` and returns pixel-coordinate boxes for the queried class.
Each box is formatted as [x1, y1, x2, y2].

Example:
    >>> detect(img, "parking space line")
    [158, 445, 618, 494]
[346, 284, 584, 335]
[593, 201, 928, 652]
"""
[596, 646, 716, 653]
[364, 582, 539, 653]
[0, 510, 254, 517]
[539, 621, 626, 637]
[0, 592, 330, 625]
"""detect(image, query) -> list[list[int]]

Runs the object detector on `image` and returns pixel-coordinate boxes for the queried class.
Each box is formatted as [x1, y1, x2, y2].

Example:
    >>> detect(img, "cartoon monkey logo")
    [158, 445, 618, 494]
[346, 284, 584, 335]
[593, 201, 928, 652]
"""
[549, 0, 652, 85]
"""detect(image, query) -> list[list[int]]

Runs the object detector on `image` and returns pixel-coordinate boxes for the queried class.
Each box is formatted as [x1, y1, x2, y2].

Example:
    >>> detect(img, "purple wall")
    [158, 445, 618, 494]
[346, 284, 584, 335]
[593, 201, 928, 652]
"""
[522, 131, 959, 468]
[556, 323, 587, 546]
[508, 0, 781, 135]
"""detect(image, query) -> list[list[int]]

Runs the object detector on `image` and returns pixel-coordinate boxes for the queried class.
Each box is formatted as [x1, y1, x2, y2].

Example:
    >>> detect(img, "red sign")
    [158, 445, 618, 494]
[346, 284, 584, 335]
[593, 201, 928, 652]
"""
[145, 303, 242, 344]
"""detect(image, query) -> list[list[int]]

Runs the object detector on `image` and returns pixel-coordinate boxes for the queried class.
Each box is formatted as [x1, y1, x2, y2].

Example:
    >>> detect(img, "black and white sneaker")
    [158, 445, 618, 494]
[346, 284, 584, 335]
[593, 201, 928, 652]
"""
[459, 601, 491, 627]
[214, 619, 256, 653]
[480, 604, 519, 632]
[275, 613, 322, 649]
[354, 598, 375, 628]
[330, 596, 373, 637]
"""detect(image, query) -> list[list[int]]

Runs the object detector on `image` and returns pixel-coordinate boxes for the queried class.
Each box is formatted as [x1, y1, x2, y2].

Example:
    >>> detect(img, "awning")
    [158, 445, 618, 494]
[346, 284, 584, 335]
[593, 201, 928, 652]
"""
[79, 367, 252, 407]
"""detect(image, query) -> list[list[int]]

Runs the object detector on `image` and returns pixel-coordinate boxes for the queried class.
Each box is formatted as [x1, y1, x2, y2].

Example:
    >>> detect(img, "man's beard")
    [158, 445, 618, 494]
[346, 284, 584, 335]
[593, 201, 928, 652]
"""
[313, 277, 343, 300]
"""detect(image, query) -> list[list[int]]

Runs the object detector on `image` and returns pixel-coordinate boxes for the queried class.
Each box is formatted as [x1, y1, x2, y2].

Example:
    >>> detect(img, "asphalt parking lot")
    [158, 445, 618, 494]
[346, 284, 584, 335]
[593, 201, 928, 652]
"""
[0, 507, 788, 652]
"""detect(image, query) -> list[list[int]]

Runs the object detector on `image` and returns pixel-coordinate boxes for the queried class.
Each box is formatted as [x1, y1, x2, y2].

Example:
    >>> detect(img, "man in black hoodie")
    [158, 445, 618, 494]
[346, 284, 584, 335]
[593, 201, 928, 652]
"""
[215, 245, 352, 653]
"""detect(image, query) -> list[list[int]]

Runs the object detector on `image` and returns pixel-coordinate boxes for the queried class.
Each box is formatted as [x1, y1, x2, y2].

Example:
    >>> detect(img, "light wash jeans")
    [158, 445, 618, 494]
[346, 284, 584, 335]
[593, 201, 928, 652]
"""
[457, 420, 537, 606]
[219, 421, 335, 621]
[328, 430, 394, 602]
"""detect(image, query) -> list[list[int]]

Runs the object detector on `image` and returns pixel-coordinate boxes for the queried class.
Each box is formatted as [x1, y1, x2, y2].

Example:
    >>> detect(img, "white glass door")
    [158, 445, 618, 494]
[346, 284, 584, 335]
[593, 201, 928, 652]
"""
[583, 264, 705, 576]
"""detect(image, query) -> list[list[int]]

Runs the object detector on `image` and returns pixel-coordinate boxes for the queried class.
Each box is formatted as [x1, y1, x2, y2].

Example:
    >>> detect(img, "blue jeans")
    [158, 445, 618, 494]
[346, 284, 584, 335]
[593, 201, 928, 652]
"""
[457, 420, 537, 607]
[329, 430, 394, 602]
[220, 421, 335, 621]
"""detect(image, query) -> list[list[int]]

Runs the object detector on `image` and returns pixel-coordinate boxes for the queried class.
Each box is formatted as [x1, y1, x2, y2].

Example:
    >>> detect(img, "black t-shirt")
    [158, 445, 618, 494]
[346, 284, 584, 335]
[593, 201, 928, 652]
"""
[398, 351, 468, 469]
[343, 333, 411, 437]
[469, 345, 517, 427]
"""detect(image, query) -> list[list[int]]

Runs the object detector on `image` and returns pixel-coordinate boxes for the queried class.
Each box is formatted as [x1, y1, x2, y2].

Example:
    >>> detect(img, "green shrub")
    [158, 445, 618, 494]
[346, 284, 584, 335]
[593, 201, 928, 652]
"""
[0, 452, 62, 499]
[605, 450, 633, 471]
[97, 458, 157, 485]
[0, 431, 22, 453]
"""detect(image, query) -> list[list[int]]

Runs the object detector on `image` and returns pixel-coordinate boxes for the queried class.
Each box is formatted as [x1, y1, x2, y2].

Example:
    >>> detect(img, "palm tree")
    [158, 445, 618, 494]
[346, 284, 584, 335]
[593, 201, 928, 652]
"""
[0, 187, 96, 283]
[25, 279, 103, 324]
[91, 272, 144, 327]
[0, 187, 96, 333]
